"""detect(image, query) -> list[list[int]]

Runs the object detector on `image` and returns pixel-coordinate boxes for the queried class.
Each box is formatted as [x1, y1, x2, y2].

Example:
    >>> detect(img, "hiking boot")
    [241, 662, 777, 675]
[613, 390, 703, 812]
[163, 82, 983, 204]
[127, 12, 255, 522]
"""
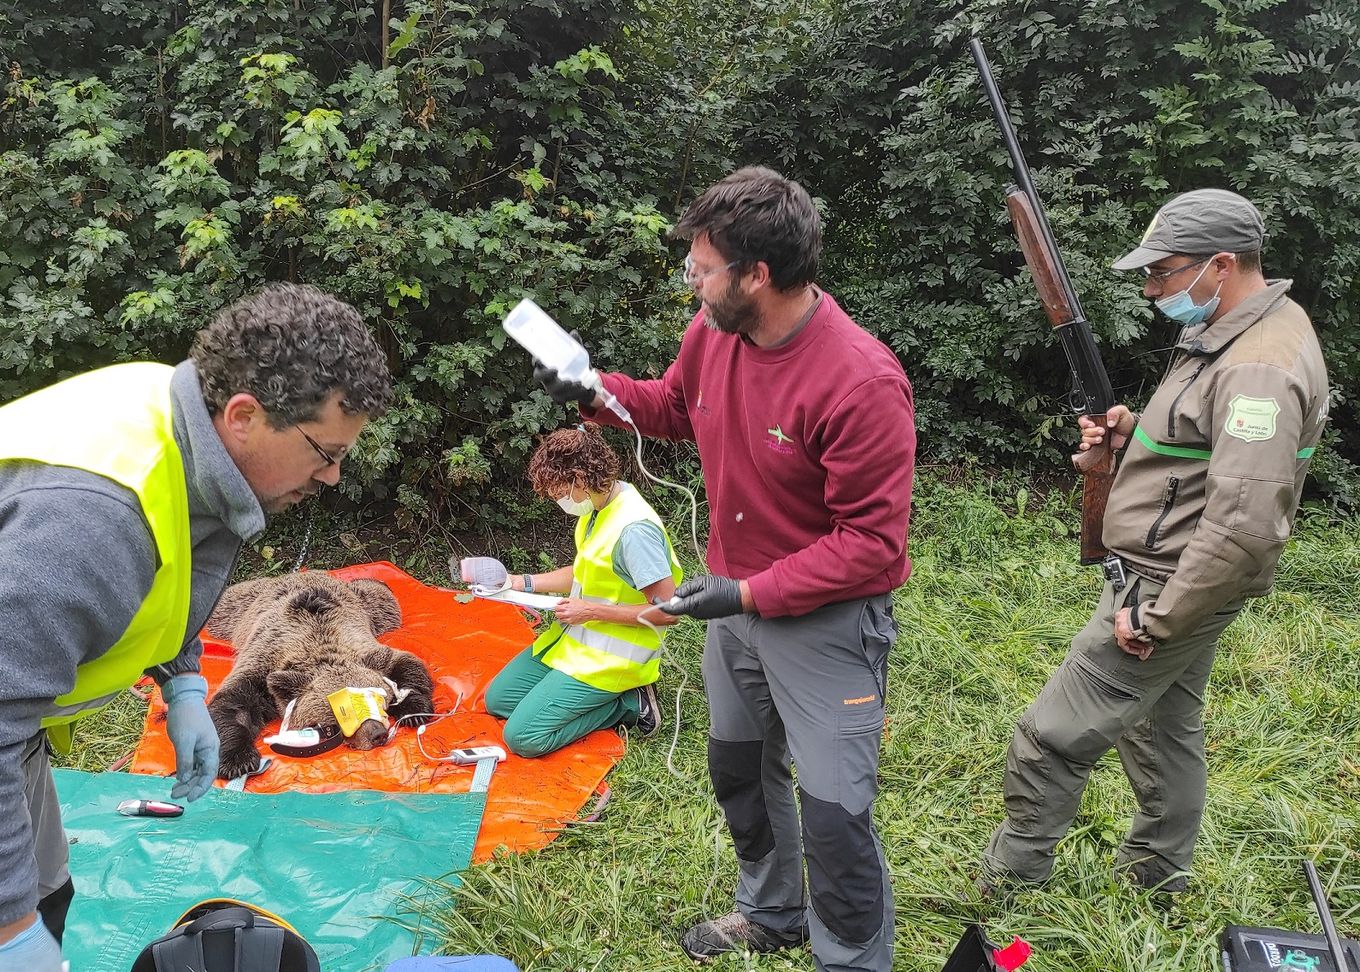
[974, 865, 1045, 903]
[633, 683, 662, 738]
[679, 911, 808, 962]
[1115, 860, 1188, 902]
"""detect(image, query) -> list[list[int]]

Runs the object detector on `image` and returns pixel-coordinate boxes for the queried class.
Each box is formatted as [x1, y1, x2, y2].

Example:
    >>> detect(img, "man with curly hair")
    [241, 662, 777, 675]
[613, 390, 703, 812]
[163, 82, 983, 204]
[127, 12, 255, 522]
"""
[0, 282, 392, 969]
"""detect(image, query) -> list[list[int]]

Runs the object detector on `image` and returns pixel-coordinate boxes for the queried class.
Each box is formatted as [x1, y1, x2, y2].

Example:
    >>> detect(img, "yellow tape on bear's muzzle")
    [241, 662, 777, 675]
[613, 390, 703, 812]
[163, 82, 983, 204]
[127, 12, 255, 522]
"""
[327, 687, 389, 738]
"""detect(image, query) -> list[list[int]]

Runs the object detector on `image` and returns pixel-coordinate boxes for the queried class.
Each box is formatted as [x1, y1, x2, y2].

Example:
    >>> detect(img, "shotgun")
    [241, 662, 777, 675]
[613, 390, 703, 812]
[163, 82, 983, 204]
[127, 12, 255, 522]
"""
[970, 36, 1117, 566]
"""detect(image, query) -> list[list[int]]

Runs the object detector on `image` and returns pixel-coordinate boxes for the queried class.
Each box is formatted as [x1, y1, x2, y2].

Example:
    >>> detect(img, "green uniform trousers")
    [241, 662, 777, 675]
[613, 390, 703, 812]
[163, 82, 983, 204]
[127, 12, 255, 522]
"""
[985, 573, 1243, 887]
[484, 646, 640, 758]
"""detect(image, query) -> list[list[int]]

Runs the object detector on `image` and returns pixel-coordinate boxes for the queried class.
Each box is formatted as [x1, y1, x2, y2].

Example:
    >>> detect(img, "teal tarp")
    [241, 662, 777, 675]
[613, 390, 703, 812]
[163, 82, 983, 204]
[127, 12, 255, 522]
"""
[55, 769, 484, 971]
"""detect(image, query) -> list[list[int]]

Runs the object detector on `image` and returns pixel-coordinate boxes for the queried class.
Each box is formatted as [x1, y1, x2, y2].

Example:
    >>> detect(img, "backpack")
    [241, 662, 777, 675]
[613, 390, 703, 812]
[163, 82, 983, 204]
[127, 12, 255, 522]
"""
[130, 899, 321, 972]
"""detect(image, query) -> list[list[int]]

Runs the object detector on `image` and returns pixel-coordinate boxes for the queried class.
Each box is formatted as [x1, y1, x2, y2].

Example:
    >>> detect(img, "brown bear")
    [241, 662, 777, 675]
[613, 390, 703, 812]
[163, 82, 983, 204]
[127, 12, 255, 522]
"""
[205, 572, 435, 780]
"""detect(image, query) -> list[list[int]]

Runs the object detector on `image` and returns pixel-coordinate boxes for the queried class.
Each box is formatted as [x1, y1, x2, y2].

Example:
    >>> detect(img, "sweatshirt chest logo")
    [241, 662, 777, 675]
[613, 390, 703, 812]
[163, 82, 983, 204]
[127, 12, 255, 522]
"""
[1224, 394, 1279, 443]
[765, 423, 795, 456]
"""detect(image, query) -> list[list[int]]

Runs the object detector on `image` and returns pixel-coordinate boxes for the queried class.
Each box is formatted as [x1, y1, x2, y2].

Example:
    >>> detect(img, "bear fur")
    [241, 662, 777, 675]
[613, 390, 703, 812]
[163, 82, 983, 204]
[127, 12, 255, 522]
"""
[205, 572, 435, 780]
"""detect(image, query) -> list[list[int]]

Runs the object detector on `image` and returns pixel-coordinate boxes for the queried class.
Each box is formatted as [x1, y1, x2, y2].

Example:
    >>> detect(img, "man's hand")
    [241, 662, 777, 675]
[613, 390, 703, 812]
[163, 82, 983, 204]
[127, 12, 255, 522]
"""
[1074, 404, 1137, 461]
[658, 575, 748, 620]
[458, 556, 508, 589]
[163, 674, 220, 801]
[532, 330, 600, 407]
[533, 364, 598, 407]
[0, 914, 62, 970]
[1114, 606, 1156, 661]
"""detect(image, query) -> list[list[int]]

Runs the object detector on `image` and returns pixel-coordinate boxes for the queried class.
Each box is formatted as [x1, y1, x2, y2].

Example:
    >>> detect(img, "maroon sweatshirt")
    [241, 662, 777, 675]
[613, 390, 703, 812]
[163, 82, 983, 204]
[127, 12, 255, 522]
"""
[587, 292, 914, 617]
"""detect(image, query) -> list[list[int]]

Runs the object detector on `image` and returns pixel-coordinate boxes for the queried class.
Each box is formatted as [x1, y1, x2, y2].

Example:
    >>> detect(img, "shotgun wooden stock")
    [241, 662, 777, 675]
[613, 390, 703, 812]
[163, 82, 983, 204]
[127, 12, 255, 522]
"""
[1006, 189, 1115, 563]
[973, 35, 1118, 565]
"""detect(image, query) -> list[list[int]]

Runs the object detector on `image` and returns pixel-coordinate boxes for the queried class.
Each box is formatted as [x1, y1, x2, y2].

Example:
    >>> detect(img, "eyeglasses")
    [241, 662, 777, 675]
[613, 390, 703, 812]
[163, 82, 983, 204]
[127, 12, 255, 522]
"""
[296, 427, 338, 468]
[1142, 257, 1211, 286]
[683, 253, 738, 286]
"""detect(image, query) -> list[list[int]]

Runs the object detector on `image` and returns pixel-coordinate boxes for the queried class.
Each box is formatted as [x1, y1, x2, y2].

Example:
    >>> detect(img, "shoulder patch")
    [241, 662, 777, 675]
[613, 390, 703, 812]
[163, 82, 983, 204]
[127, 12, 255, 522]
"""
[1224, 394, 1280, 442]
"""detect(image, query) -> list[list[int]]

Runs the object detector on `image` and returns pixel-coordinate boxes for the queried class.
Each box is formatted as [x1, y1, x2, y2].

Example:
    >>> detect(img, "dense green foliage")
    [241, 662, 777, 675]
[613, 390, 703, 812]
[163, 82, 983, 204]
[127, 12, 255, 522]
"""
[3, 0, 1358, 524]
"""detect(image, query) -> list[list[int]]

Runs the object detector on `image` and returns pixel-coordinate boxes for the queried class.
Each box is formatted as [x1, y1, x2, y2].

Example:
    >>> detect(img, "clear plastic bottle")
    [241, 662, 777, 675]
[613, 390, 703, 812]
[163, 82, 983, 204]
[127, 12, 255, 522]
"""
[503, 297, 635, 424]
[502, 298, 598, 387]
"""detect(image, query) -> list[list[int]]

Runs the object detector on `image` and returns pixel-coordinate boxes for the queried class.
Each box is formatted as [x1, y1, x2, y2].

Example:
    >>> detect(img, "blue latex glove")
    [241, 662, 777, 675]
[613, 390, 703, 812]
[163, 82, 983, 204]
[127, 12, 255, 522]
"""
[163, 674, 219, 801]
[0, 915, 63, 971]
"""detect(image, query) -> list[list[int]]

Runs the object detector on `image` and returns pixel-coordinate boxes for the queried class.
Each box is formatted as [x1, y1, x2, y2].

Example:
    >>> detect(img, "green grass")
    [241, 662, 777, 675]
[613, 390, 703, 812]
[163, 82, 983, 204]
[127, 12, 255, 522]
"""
[68, 473, 1360, 970]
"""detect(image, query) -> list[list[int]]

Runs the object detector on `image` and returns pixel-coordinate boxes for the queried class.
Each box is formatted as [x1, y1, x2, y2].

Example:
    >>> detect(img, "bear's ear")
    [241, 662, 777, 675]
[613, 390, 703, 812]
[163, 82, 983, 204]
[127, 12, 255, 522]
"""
[205, 578, 272, 639]
[348, 579, 402, 635]
[360, 645, 393, 671]
[266, 669, 312, 701]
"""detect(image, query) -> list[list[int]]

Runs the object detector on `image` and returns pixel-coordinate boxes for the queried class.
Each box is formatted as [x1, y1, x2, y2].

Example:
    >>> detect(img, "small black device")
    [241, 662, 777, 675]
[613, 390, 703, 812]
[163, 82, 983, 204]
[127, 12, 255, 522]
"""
[1221, 861, 1360, 971]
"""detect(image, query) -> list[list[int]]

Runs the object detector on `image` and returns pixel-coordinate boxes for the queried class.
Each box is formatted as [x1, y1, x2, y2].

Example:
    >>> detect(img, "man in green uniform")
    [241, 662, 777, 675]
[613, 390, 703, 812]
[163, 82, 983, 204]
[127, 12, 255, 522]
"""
[983, 189, 1330, 893]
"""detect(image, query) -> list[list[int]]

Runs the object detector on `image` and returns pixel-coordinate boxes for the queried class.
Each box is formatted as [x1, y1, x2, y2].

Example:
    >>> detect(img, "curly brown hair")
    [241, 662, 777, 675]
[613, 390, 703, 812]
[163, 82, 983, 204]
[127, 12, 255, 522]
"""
[527, 425, 621, 498]
[191, 282, 394, 428]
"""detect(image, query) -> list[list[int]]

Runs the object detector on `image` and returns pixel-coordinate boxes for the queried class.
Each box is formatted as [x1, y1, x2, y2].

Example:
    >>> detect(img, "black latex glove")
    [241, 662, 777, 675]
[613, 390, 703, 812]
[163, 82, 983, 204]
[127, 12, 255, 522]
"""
[658, 574, 746, 620]
[531, 329, 597, 406]
[533, 363, 597, 407]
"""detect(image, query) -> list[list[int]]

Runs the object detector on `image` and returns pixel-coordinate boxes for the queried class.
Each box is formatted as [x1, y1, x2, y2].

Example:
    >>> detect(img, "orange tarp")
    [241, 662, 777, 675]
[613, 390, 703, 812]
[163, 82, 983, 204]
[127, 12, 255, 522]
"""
[130, 562, 624, 862]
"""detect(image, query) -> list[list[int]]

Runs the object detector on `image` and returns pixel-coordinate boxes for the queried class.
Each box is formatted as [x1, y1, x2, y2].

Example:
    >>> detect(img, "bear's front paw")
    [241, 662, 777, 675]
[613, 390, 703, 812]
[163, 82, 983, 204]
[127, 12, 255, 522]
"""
[390, 691, 434, 727]
[217, 745, 263, 781]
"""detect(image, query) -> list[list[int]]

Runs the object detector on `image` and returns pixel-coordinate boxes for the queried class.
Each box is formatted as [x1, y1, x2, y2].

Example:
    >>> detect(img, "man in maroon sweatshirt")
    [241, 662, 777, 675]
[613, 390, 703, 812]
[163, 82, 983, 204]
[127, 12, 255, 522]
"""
[535, 167, 915, 971]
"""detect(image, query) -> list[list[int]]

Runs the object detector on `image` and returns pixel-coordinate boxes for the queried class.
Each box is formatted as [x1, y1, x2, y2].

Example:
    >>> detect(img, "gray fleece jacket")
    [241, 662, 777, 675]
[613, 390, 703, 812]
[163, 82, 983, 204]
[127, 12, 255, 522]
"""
[0, 361, 265, 925]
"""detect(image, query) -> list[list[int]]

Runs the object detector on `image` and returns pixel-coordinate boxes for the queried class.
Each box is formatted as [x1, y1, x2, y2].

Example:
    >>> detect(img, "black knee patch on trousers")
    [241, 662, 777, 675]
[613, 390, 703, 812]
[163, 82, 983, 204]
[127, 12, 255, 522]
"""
[800, 788, 883, 944]
[38, 877, 74, 944]
[708, 737, 775, 863]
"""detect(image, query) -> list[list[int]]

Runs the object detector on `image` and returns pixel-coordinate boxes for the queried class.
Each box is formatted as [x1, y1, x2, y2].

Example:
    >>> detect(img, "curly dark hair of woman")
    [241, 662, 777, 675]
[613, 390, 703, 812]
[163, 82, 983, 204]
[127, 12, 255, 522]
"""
[527, 425, 621, 498]
[191, 282, 394, 427]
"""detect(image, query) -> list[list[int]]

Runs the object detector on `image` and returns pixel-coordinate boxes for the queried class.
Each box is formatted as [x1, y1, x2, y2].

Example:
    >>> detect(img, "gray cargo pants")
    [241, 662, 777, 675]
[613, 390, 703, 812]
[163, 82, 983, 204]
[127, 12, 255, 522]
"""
[23, 731, 74, 940]
[985, 574, 1243, 887]
[703, 594, 896, 972]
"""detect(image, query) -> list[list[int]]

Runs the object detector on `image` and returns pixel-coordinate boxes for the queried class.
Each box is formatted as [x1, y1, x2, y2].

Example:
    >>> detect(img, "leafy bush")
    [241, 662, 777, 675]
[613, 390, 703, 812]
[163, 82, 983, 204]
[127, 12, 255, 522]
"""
[2, 0, 1356, 525]
[729, 0, 1360, 487]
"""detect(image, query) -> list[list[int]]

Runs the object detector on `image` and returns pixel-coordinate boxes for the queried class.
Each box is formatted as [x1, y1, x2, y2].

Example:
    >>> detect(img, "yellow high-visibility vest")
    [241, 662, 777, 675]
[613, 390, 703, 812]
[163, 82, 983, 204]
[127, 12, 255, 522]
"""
[0, 363, 193, 751]
[536, 485, 682, 693]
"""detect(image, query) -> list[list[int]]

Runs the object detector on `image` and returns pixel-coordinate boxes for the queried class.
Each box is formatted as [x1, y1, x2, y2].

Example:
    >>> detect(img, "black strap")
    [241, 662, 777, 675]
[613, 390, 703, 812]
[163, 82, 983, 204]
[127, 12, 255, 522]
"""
[151, 933, 206, 972]
[237, 924, 285, 971]
[184, 905, 255, 935]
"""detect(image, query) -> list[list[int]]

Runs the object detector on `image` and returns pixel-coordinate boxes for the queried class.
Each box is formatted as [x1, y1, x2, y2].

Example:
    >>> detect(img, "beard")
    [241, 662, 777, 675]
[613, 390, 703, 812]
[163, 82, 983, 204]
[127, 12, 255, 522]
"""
[702, 279, 760, 337]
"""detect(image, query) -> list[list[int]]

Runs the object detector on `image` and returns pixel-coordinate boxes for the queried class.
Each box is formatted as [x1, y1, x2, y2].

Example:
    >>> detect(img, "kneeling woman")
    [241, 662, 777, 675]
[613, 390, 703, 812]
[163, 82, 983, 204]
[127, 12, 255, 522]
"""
[484, 426, 681, 757]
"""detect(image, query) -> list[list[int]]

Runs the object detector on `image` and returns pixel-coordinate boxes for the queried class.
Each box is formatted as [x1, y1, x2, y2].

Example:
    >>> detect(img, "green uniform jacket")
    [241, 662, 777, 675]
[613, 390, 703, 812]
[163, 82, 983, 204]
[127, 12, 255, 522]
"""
[1103, 280, 1330, 642]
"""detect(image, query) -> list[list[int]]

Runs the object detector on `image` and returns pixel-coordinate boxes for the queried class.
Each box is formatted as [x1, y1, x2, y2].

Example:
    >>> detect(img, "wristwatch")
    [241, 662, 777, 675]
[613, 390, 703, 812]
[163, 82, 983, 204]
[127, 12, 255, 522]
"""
[522, 574, 534, 593]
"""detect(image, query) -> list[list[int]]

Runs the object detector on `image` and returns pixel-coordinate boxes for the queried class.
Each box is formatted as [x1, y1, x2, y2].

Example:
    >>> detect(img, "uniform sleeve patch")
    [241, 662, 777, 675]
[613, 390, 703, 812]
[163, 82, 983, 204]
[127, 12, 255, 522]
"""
[1224, 394, 1280, 442]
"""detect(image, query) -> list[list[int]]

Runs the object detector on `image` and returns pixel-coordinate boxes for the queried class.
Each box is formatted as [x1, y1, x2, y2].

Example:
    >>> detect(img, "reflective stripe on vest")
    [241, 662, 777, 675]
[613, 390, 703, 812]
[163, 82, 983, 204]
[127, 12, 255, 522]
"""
[537, 484, 682, 693]
[0, 363, 193, 746]
[560, 623, 660, 665]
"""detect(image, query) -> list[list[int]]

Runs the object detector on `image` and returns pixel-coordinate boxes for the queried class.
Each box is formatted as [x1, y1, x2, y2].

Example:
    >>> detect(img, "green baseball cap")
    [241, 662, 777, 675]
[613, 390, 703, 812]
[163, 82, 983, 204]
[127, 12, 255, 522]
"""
[1113, 189, 1265, 271]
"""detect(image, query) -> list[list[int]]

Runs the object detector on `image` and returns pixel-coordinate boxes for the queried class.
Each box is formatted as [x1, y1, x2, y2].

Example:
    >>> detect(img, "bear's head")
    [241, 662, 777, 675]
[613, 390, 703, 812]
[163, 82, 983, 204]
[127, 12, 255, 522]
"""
[240, 579, 410, 751]
[266, 659, 398, 751]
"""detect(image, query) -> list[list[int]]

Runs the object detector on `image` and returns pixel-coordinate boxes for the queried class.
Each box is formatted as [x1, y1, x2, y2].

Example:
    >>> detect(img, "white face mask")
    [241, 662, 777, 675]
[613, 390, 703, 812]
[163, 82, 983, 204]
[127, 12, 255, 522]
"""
[556, 490, 593, 516]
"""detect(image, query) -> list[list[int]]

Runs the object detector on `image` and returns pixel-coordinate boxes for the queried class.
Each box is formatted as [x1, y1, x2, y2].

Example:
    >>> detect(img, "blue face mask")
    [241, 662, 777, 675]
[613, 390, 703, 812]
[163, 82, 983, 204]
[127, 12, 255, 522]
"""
[1154, 261, 1222, 325]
